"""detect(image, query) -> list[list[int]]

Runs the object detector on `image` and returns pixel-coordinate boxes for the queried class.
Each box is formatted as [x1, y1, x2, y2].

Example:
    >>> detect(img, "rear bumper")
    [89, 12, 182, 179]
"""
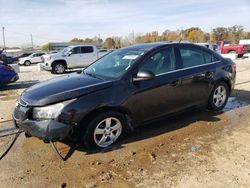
[13, 106, 72, 142]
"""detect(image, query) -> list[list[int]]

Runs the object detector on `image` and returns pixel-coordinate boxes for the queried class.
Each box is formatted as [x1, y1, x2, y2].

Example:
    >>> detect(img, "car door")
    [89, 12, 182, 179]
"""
[29, 54, 37, 63]
[176, 44, 217, 108]
[127, 46, 183, 123]
[80, 46, 96, 67]
[67, 47, 82, 68]
[35, 53, 44, 63]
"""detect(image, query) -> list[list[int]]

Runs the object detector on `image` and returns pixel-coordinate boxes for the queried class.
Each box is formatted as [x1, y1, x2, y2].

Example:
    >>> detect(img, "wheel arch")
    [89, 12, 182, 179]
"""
[215, 78, 232, 94]
[51, 59, 68, 69]
[78, 106, 134, 132]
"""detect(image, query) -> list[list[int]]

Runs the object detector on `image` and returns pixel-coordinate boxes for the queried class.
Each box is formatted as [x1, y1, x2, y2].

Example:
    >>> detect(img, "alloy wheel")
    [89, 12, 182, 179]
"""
[93, 117, 122, 148]
[55, 64, 65, 74]
[213, 85, 227, 108]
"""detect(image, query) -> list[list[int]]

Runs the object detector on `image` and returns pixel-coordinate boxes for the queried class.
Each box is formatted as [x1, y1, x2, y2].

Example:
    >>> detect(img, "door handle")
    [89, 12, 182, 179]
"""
[170, 80, 181, 87]
[205, 71, 214, 78]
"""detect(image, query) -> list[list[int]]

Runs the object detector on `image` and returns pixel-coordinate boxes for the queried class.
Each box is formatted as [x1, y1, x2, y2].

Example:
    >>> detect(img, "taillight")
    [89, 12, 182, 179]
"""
[232, 62, 236, 72]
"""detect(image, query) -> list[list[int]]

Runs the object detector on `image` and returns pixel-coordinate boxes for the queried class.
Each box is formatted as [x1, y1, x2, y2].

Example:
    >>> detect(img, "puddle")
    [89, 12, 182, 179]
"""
[224, 97, 249, 112]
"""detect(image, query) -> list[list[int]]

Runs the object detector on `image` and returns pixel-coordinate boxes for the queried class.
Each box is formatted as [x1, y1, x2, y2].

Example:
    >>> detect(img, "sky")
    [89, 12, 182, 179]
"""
[0, 0, 250, 47]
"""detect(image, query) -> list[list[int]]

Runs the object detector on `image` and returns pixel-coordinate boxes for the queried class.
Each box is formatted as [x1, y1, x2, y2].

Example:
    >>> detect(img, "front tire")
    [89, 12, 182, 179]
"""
[83, 111, 126, 149]
[52, 63, 66, 74]
[208, 82, 229, 111]
[24, 60, 31, 66]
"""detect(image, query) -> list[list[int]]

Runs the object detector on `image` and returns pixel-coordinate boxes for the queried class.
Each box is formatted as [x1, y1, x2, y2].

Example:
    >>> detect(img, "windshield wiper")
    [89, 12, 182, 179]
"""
[84, 72, 103, 80]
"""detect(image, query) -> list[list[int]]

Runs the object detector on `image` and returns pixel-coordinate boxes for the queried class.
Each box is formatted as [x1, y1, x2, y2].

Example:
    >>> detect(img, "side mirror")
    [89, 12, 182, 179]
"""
[68, 51, 72, 56]
[133, 70, 155, 82]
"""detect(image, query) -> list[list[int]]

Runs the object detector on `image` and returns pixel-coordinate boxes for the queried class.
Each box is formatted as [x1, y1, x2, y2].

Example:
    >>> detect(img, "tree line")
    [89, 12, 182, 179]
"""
[42, 25, 250, 50]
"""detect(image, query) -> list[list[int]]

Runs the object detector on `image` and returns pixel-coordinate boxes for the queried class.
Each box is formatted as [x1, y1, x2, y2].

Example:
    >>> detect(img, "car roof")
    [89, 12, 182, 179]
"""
[122, 41, 191, 52]
[68, 45, 95, 48]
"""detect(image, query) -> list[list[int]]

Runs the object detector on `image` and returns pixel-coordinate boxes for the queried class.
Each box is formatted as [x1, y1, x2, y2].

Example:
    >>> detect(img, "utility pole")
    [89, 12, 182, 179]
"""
[181, 26, 184, 41]
[132, 30, 135, 44]
[210, 27, 213, 43]
[30, 34, 34, 50]
[2, 27, 6, 51]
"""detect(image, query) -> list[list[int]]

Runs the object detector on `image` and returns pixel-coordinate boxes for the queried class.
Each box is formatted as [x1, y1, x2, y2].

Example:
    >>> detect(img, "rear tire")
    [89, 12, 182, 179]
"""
[83, 111, 126, 149]
[52, 62, 66, 74]
[208, 82, 229, 111]
[24, 60, 31, 66]
[228, 50, 236, 54]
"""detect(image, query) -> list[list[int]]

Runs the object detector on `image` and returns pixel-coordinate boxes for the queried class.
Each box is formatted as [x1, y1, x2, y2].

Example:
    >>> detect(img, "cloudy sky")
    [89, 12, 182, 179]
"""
[0, 0, 250, 47]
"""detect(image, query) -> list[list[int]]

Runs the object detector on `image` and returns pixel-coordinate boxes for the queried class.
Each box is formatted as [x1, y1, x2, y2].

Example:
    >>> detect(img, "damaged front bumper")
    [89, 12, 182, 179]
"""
[13, 105, 72, 142]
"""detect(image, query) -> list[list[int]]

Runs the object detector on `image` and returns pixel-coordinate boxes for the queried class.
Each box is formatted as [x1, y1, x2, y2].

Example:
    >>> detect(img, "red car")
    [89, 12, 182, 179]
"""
[219, 41, 246, 57]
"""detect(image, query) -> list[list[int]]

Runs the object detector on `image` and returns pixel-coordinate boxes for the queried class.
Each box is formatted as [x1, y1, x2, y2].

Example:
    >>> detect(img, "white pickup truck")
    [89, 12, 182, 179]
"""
[40, 45, 109, 74]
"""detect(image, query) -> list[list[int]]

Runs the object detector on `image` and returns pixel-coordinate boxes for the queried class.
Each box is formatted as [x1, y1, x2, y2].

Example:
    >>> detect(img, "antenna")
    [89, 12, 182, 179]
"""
[179, 38, 182, 43]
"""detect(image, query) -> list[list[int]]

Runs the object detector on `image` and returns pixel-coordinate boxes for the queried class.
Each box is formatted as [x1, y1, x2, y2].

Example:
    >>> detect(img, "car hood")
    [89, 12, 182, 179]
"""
[45, 53, 67, 59]
[21, 73, 113, 106]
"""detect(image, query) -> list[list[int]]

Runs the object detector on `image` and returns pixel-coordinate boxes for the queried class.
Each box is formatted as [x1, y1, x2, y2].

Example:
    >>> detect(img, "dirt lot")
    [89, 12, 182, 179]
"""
[1, 60, 250, 188]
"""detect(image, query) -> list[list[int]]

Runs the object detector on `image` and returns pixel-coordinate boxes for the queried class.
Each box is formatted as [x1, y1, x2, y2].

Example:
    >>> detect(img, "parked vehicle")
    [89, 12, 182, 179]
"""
[18, 52, 46, 66]
[218, 41, 246, 57]
[15, 52, 33, 61]
[99, 49, 112, 57]
[239, 39, 250, 53]
[40, 45, 109, 74]
[0, 53, 17, 64]
[13, 42, 236, 149]
[0, 62, 19, 84]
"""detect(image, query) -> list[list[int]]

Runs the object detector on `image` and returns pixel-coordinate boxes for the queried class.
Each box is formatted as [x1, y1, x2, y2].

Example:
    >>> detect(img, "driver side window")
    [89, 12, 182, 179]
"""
[71, 47, 81, 54]
[139, 47, 176, 75]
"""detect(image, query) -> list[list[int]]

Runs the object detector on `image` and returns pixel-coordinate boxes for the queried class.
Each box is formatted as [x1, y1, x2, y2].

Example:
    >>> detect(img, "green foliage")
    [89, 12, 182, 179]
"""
[102, 37, 116, 49]
[68, 25, 249, 49]
[70, 38, 84, 43]
[41, 43, 52, 51]
[70, 37, 103, 45]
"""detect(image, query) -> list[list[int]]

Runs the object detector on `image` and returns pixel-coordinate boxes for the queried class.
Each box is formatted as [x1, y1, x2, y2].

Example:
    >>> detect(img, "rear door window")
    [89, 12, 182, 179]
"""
[81, 46, 94, 53]
[203, 51, 213, 63]
[179, 46, 206, 68]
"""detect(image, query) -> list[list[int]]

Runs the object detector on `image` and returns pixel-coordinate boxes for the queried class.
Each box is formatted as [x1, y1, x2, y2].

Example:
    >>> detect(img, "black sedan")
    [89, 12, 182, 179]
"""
[13, 42, 236, 149]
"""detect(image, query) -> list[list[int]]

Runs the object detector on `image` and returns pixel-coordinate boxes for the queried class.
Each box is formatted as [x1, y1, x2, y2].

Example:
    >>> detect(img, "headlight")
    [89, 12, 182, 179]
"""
[45, 56, 51, 61]
[33, 103, 64, 120]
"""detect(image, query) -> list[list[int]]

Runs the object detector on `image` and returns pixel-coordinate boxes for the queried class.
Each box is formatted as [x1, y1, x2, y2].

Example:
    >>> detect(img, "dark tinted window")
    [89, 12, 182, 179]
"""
[37, 53, 45, 56]
[72, 47, 81, 54]
[179, 46, 205, 68]
[99, 49, 108, 52]
[203, 51, 213, 63]
[33, 53, 43, 57]
[81, 46, 94, 53]
[139, 47, 176, 75]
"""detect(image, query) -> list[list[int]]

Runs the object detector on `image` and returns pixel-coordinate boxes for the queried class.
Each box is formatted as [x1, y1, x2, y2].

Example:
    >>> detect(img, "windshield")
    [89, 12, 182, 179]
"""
[59, 46, 73, 54]
[84, 49, 144, 79]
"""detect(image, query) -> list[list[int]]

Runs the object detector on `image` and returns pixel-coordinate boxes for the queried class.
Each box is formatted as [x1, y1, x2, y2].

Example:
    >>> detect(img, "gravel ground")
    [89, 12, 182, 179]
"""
[0, 59, 250, 188]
